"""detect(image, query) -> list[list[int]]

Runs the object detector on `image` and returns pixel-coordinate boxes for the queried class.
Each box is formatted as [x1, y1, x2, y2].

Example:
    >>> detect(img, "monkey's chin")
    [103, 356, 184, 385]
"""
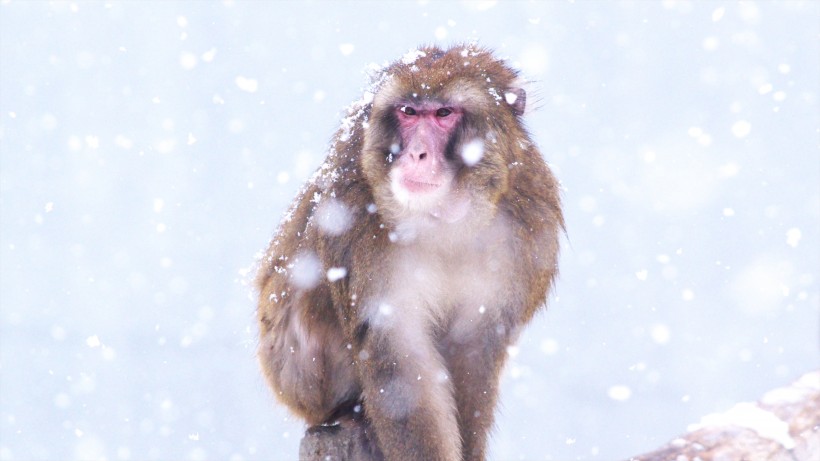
[389, 170, 450, 215]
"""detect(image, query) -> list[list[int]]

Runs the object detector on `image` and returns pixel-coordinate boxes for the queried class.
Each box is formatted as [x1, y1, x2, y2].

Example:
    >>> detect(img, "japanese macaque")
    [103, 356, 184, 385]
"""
[256, 45, 563, 461]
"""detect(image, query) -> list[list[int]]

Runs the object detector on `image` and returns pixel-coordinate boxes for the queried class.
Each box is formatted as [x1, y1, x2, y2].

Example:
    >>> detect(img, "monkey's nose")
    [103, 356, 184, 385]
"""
[408, 151, 428, 163]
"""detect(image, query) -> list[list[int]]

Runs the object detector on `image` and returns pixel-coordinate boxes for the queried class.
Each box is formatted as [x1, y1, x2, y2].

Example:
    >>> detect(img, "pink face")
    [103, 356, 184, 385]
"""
[393, 103, 463, 196]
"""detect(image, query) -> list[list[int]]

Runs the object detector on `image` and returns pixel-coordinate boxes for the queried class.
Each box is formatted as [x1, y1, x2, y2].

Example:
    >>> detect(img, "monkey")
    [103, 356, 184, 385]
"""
[256, 44, 563, 461]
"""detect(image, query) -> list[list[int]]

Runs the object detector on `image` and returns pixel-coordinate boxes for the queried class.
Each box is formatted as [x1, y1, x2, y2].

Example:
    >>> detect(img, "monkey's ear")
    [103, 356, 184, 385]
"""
[504, 88, 526, 116]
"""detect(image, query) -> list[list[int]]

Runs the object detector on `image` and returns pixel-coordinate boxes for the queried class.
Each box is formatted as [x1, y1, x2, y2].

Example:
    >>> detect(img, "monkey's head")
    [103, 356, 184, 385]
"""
[361, 45, 529, 228]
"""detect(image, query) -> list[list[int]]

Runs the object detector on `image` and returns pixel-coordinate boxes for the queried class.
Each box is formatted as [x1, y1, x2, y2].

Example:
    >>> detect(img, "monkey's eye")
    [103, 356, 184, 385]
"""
[399, 106, 417, 116]
[436, 108, 453, 117]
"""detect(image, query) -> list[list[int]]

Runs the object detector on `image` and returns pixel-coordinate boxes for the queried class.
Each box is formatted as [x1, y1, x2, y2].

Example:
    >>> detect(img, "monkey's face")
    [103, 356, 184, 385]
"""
[386, 102, 463, 215]
[360, 46, 527, 227]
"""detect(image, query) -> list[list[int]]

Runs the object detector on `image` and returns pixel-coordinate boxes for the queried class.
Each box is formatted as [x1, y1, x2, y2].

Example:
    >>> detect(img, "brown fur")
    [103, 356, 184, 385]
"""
[257, 45, 563, 461]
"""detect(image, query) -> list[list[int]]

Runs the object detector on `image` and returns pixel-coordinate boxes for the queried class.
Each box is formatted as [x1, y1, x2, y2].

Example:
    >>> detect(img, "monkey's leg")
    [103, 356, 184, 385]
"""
[357, 327, 462, 461]
[440, 328, 509, 461]
[258, 295, 361, 426]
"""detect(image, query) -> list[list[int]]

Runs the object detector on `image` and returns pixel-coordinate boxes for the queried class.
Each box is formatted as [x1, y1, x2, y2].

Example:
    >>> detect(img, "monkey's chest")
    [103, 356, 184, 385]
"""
[385, 238, 518, 322]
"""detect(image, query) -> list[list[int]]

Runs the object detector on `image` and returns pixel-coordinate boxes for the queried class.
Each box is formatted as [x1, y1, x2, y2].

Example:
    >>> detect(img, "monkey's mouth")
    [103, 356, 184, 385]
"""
[401, 178, 443, 193]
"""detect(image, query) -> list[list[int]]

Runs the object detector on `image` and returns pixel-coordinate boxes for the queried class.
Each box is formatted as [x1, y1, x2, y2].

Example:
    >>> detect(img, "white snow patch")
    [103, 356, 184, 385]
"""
[731, 120, 752, 138]
[761, 373, 817, 405]
[290, 252, 322, 290]
[180, 52, 197, 70]
[314, 198, 352, 236]
[326, 267, 347, 282]
[607, 385, 632, 401]
[434, 26, 447, 40]
[629, 362, 647, 372]
[201, 48, 217, 62]
[401, 49, 426, 65]
[114, 135, 133, 149]
[711, 6, 725, 22]
[86, 335, 101, 348]
[101, 345, 116, 361]
[650, 324, 671, 345]
[689, 402, 794, 449]
[68, 136, 82, 151]
[368, 303, 395, 329]
[73, 373, 96, 394]
[785, 228, 801, 248]
[461, 139, 484, 166]
[635, 269, 648, 281]
[85, 135, 99, 149]
[739, 2, 761, 24]
[339, 43, 355, 56]
[702, 36, 720, 51]
[235, 76, 258, 93]
[506, 345, 519, 358]
[794, 370, 820, 390]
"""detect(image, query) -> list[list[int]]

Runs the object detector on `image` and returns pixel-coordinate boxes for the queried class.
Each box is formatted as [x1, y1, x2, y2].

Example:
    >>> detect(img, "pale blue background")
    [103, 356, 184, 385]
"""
[1, 1, 818, 460]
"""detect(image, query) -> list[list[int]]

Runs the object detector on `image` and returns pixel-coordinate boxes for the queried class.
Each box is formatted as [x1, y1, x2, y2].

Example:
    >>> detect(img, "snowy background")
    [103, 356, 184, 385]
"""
[1, 1, 818, 460]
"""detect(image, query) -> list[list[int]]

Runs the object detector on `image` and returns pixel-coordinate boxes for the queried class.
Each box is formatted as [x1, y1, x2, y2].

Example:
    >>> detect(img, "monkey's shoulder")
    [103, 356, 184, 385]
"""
[501, 153, 564, 232]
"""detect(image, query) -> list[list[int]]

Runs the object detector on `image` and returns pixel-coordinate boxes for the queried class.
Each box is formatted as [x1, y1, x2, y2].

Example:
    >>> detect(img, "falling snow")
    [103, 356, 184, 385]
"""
[460, 139, 485, 166]
[1, 2, 817, 461]
[234, 76, 258, 93]
[326, 267, 348, 282]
